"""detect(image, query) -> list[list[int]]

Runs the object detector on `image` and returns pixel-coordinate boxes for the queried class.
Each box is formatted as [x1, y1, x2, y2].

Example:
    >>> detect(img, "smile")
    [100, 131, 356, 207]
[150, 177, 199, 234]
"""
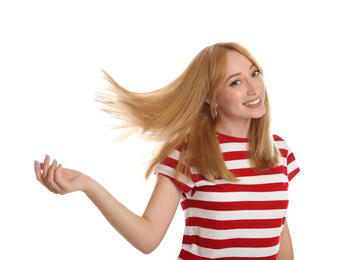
[244, 97, 261, 106]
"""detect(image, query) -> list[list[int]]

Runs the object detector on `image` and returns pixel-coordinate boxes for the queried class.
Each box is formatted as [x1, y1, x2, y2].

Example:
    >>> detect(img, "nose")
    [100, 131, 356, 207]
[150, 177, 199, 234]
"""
[246, 78, 260, 95]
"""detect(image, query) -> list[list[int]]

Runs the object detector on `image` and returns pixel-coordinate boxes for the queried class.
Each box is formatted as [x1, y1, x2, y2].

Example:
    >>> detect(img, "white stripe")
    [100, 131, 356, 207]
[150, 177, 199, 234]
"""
[194, 179, 230, 187]
[184, 226, 283, 239]
[193, 191, 289, 202]
[275, 140, 288, 150]
[220, 142, 248, 153]
[155, 164, 194, 187]
[155, 164, 174, 176]
[225, 159, 251, 170]
[182, 244, 280, 258]
[288, 160, 299, 175]
[225, 157, 289, 171]
[168, 149, 180, 160]
[184, 208, 287, 221]
[237, 174, 288, 185]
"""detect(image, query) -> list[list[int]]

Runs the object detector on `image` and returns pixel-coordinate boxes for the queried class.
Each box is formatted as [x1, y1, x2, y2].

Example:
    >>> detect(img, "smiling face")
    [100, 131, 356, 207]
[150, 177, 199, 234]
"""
[215, 51, 266, 137]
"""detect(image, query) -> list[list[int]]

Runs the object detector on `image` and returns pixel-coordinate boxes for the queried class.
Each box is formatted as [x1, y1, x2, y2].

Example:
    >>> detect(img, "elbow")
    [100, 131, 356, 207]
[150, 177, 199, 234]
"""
[135, 240, 161, 255]
[141, 249, 154, 255]
[139, 244, 158, 255]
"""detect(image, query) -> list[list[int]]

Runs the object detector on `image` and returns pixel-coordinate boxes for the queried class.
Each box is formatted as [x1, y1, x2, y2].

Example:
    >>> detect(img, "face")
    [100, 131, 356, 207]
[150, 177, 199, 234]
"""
[215, 51, 265, 132]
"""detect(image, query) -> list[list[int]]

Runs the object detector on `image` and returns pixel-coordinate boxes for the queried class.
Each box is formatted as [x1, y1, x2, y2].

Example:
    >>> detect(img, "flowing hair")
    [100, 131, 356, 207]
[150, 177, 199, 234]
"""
[97, 42, 280, 182]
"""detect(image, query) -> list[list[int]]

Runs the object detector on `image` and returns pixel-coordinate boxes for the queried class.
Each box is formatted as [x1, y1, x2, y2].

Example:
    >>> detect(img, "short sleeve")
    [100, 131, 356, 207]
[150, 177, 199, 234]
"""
[154, 149, 195, 194]
[287, 147, 300, 182]
[274, 135, 300, 182]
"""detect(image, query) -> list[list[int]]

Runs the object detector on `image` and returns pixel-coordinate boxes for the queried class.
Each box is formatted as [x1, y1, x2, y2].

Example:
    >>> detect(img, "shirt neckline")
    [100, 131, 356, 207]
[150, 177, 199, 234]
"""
[216, 132, 249, 142]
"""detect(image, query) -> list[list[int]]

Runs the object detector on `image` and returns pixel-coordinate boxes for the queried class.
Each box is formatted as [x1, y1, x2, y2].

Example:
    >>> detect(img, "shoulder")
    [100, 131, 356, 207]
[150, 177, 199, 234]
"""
[273, 135, 300, 181]
[273, 134, 288, 148]
[273, 134, 288, 142]
[273, 134, 294, 158]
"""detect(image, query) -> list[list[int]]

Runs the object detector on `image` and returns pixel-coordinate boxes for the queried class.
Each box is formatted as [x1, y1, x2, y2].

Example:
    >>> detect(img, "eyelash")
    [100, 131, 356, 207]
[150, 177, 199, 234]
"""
[252, 70, 261, 77]
[229, 70, 261, 87]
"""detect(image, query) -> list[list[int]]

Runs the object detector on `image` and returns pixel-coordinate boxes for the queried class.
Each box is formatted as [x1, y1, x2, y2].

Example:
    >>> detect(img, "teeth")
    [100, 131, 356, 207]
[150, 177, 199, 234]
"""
[244, 97, 260, 106]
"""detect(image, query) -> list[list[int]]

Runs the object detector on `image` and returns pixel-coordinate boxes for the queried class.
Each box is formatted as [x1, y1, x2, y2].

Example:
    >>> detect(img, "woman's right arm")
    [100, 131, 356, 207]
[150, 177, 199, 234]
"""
[34, 155, 182, 254]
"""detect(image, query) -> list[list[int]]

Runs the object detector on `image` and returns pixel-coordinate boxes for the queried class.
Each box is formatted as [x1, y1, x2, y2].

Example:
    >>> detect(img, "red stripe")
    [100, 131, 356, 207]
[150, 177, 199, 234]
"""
[229, 166, 286, 178]
[179, 249, 278, 260]
[217, 132, 248, 144]
[191, 168, 286, 181]
[273, 134, 284, 142]
[161, 156, 178, 168]
[288, 167, 300, 182]
[182, 235, 280, 249]
[182, 200, 289, 211]
[191, 174, 207, 182]
[157, 173, 192, 193]
[184, 217, 284, 230]
[287, 152, 296, 165]
[223, 151, 249, 160]
[279, 148, 288, 158]
[194, 182, 288, 193]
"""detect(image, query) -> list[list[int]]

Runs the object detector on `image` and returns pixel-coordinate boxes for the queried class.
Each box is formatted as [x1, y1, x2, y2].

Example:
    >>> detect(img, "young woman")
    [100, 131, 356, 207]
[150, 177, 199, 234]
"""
[34, 42, 299, 260]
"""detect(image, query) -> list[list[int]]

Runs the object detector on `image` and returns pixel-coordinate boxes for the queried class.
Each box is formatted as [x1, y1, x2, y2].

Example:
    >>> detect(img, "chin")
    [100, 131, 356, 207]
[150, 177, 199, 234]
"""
[252, 107, 266, 119]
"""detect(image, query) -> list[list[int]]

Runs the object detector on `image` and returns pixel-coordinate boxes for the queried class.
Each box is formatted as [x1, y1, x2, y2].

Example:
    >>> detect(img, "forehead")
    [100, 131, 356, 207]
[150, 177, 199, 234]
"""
[226, 51, 253, 73]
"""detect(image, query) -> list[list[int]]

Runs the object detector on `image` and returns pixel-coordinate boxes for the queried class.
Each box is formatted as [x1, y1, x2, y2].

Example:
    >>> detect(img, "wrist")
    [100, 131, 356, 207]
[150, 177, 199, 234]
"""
[82, 177, 98, 196]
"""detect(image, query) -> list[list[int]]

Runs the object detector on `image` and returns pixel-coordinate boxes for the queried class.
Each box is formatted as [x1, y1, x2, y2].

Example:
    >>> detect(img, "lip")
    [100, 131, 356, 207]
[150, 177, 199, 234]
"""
[243, 96, 262, 108]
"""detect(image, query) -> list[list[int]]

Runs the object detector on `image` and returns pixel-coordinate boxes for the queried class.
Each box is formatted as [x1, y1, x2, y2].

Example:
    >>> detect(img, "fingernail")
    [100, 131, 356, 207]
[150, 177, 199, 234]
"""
[45, 154, 49, 160]
[34, 160, 38, 166]
[53, 159, 57, 164]
[58, 163, 62, 167]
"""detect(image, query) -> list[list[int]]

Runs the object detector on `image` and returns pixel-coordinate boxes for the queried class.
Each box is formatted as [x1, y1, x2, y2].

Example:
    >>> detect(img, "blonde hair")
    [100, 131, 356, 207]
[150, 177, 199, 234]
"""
[97, 42, 280, 182]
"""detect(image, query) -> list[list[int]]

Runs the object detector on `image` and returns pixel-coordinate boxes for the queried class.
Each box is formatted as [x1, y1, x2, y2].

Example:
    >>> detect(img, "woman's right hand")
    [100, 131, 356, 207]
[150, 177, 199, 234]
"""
[34, 155, 93, 195]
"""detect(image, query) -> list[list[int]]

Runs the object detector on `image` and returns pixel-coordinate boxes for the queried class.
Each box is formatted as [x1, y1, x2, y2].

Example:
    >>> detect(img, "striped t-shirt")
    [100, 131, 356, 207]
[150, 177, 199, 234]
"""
[155, 132, 300, 260]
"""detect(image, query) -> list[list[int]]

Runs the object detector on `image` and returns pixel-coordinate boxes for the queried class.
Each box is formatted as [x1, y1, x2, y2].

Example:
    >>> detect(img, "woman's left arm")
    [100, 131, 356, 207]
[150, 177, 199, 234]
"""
[277, 219, 294, 260]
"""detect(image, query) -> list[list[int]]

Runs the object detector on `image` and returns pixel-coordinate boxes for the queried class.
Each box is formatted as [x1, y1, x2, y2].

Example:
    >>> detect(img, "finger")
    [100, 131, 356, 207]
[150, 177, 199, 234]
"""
[46, 159, 62, 194]
[42, 154, 50, 178]
[54, 164, 66, 194]
[34, 160, 47, 187]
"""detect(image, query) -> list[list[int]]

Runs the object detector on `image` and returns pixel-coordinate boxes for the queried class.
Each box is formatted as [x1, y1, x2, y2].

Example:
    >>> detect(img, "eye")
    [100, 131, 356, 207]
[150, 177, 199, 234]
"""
[252, 70, 261, 77]
[229, 80, 242, 86]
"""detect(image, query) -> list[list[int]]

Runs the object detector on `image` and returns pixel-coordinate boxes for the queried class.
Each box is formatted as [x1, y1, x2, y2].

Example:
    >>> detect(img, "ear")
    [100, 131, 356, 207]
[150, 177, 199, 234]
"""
[205, 98, 218, 108]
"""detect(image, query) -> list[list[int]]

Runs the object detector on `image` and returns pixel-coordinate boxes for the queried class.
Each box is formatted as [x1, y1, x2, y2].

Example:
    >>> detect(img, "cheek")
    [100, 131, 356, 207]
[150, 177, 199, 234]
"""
[258, 80, 265, 94]
[261, 86, 266, 102]
[216, 90, 244, 108]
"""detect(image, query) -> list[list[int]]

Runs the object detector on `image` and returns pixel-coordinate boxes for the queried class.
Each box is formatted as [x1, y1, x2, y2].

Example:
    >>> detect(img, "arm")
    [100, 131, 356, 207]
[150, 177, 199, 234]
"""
[34, 155, 182, 254]
[277, 219, 294, 260]
[85, 174, 182, 254]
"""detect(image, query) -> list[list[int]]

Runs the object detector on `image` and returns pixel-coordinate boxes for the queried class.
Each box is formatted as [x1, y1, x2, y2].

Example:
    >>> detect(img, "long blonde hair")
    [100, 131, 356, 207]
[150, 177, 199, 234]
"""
[97, 42, 280, 182]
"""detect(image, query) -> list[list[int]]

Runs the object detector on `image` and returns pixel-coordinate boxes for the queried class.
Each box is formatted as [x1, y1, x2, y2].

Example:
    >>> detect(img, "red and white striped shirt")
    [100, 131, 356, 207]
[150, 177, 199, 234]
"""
[155, 133, 300, 260]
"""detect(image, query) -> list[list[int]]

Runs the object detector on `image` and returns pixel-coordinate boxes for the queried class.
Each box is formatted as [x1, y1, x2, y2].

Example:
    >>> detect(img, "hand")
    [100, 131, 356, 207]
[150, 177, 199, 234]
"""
[34, 155, 93, 195]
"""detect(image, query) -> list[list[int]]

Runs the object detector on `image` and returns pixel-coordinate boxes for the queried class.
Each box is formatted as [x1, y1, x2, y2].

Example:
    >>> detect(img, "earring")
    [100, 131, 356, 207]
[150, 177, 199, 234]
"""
[211, 107, 218, 120]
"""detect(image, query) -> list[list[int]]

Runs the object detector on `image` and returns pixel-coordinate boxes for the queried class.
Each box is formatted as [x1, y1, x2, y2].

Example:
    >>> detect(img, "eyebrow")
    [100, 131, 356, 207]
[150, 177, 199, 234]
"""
[225, 63, 256, 84]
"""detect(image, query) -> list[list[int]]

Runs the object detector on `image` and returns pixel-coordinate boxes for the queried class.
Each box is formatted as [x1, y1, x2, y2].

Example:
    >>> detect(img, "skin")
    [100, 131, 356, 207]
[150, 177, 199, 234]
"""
[278, 219, 294, 259]
[34, 51, 294, 259]
[215, 50, 266, 138]
[35, 156, 182, 254]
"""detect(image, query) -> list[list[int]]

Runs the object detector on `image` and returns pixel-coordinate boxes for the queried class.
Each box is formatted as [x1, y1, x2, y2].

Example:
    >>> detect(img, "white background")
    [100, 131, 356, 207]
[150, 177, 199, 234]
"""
[1, 0, 357, 259]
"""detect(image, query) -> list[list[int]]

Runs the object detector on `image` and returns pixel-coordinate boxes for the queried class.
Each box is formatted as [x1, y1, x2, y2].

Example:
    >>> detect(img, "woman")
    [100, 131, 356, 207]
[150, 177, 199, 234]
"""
[34, 42, 299, 259]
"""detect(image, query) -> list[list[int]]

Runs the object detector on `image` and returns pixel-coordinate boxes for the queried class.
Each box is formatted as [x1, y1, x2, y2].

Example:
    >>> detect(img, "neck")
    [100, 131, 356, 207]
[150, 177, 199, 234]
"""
[215, 118, 251, 138]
